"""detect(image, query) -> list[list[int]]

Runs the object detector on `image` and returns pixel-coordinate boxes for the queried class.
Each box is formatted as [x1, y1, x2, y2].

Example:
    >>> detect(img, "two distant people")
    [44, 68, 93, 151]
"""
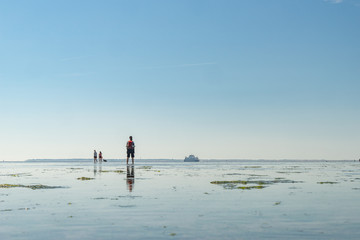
[126, 136, 135, 164]
[93, 150, 103, 163]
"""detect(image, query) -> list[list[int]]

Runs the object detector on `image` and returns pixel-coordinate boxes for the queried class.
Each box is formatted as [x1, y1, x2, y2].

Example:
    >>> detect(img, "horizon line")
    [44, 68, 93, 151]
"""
[1, 158, 357, 162]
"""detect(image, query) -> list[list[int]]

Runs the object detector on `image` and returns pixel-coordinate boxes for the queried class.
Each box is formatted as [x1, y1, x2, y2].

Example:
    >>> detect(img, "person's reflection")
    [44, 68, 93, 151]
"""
[126, 165, 135, 192]
[93, 164, 102, 177]
[93, 164, 97, 176]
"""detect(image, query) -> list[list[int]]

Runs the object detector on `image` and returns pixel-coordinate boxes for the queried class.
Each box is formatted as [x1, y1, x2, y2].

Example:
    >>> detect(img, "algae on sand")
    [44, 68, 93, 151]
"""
[77, 177, 95, 181]
[0, 184, 65, 190]
[211, 180, 265, 190]
[1, 173, 32, 177]
[211, 180, 249, 185]
[238, 185, 266, 190]
[317, 181, 339, 184]
[211, 178, 302, 190]
[137, 166, 152, 170]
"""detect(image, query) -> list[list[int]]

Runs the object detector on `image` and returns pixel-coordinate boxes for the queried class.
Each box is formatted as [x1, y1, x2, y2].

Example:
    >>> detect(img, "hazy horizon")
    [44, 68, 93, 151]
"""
[2, 158, 357, 163]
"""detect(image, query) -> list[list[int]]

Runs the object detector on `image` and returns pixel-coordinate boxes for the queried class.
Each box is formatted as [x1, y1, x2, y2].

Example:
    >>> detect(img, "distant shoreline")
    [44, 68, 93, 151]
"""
[1, 158, 357, 163]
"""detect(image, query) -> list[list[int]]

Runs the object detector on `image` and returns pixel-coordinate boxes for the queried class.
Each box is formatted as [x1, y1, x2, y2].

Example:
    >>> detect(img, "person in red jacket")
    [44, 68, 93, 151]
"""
[99, 151, 103, 163]
[126, 136, 135, 164]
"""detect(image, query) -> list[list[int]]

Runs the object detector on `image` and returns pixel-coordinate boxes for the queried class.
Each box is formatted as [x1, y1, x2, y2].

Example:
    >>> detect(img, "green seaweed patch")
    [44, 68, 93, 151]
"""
[211, 179, 300, 185]
[274, 179, 302, 184]
[284, 166, 300, 169]
[211, 180, 249, 184]
[18, 208, 31, 210]
[93, 197, 108, 200]
[117, 205, 136, 208]
[169, 233, 177, 236]
[137, 166, 152, 170]
[0, 184, 65, 190]
[274, 201, 282, 205]
[317, 181, 338, 184]
[77, 177, 95, 180]
[0, 209, 13, 212]
[211, 178, 302, 190]
[244, 166, 262, 168]
[3, 173, 32, 177]
[238, 185, 266, 190]
[247, 174, 267, 177]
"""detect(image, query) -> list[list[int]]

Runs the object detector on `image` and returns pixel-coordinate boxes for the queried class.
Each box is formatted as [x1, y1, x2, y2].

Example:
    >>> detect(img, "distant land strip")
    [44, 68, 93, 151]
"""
[19, 159, 358, 163]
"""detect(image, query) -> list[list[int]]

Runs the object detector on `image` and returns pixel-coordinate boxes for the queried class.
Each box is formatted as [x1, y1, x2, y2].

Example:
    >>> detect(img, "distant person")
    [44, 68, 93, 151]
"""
[93, 150, 97, 163]
[126, 136, 135, 164]
[99, 151, 103, 163]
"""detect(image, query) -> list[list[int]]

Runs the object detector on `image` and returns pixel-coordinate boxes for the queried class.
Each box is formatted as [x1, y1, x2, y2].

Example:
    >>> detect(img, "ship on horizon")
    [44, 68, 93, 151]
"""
[184, 155, 199, 162]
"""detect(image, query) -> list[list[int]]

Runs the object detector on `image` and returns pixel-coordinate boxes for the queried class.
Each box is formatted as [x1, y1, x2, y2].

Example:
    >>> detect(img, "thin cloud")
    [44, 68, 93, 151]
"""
[324, 0, 344, 4]
[324, 0, 360, 7]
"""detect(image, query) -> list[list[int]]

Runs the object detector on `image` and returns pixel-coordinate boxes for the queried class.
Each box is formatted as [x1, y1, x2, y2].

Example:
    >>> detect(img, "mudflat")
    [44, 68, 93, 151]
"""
[1, 160, 360, 239]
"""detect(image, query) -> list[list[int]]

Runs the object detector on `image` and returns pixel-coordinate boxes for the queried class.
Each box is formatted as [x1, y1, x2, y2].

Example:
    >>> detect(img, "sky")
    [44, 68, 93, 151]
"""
[1, 0, 359, 161]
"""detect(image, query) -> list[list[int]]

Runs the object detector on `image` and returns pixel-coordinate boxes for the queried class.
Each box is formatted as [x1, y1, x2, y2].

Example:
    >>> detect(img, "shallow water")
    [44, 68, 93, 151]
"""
[1, 160, 360, 239]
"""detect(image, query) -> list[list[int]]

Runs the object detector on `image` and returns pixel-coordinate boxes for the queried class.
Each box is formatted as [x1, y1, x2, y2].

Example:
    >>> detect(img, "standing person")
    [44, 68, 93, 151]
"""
[126, 136, 135, 164]
[99, 151, 103, 163]
[93, 150, 98, 163]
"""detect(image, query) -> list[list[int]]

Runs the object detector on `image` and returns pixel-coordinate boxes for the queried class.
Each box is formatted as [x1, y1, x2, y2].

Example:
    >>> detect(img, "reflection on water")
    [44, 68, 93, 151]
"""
[126, 165, 135, 192]
[1, 160, 360, 240]
[93, 164, 102, 177]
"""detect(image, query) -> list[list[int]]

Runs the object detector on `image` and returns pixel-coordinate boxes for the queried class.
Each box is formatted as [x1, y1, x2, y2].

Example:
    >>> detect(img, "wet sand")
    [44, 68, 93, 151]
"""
[1, 160, 360, 239]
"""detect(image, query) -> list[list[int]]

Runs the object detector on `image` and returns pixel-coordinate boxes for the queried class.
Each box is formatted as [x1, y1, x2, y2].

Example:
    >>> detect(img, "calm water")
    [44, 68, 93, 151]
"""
[1, 160, 360, 239]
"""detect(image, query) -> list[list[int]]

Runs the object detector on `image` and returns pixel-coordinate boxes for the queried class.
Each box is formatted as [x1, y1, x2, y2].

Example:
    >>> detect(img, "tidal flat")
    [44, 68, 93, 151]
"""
[1, 160, 360, 239]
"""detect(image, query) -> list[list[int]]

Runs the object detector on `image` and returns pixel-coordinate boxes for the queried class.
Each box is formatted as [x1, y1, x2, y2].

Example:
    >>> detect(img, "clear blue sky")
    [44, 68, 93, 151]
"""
[1, 0, 359, 161]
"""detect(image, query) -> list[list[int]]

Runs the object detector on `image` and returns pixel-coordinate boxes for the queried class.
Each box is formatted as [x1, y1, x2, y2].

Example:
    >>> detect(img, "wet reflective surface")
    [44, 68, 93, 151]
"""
[1, 160, 360, 239]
